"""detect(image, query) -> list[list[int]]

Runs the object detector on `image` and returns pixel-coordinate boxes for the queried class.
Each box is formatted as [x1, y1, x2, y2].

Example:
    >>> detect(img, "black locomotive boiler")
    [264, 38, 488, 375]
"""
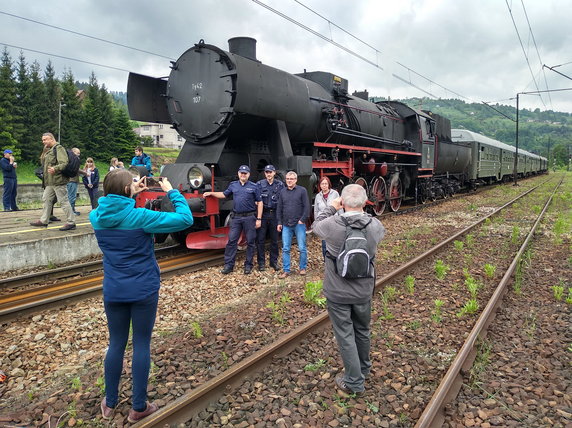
[127, 37, 546, 249]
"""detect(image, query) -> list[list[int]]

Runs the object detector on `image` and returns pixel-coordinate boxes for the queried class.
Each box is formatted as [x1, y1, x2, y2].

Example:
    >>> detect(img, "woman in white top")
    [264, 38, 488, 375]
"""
[109, 157, 119, 171]
[313, 176, 340, 259]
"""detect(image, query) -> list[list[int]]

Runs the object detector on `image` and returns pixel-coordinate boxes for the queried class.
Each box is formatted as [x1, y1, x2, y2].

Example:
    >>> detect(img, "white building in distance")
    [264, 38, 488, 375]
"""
[133, 123, 185, 149]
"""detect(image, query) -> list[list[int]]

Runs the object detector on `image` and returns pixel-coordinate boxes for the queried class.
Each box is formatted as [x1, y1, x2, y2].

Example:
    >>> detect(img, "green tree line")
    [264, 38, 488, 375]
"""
[0, 47, 140, 165]
[394, 97, 572, 168]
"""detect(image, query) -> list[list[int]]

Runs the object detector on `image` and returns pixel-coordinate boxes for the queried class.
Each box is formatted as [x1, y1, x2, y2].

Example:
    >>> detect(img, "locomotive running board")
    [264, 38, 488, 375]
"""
[186, 226, 230, 250]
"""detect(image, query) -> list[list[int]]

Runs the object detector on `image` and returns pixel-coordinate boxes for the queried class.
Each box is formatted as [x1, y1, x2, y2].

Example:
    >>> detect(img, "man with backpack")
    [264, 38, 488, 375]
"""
[312, 184, 385, 397]
[29, 133, 76, 231]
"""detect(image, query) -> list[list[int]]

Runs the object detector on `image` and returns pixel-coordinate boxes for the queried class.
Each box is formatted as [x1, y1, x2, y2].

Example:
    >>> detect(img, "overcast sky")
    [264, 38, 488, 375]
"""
[2, 0, 572, 114]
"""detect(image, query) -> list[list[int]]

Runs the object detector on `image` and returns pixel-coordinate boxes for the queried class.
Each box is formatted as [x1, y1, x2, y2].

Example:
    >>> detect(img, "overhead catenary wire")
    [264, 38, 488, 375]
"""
[0, 10, 175, 60]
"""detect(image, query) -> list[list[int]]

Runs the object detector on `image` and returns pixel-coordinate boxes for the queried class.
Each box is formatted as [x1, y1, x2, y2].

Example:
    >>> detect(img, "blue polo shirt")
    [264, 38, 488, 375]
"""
[257, 178, 284, 210]
[223, 180, 261, 213]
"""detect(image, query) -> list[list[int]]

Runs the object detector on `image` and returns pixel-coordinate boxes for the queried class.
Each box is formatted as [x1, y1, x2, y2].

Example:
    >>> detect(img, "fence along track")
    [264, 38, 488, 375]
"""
[414, 176, 564, 428]
[132, 179, 552, 427]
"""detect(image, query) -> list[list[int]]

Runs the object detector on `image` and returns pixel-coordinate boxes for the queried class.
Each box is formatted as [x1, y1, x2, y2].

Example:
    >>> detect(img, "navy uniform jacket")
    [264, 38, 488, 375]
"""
[223, 180, 261, 213]
[0, 158, 17, 179]
[257, 179, 284, 212]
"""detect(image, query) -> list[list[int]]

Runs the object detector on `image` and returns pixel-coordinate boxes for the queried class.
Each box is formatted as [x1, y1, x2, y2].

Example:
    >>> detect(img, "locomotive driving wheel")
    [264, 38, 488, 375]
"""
[353, 177, 368, 194]
[388, 176, 402, 212]
[370, 177, 387, 216]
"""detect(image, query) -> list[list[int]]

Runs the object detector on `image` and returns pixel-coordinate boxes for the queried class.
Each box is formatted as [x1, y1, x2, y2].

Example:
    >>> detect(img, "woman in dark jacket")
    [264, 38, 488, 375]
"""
[90, 169, 193, 423]
[82, 157, 100, 208]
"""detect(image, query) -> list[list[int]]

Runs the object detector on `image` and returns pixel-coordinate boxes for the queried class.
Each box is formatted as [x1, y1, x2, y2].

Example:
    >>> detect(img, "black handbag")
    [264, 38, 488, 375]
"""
[34, 167, 44, 180]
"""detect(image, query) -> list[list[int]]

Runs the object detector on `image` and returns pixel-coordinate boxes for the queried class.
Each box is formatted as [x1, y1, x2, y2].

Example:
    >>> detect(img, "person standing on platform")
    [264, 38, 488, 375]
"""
[67, 148, 82, 216]
[1, 149, 19, 211]
[109, 157, 119, 171]
[256, 164, 284, 271]
[276, 171, 310, 278]
[313, 176, 340, 259]
[203, 165, 262, 275]
[82, 157, 100, 209]
[130, 147, 152, 176]
[90, 169, 193, 423]
[30, 133, 75, 231]
[312, 184, 385, 396]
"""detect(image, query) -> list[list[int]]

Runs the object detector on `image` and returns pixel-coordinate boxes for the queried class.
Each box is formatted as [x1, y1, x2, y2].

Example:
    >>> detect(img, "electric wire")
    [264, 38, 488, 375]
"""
[0, 10, 175, 60]
[519, 0, 552, 107]
[505, 0, 545, 107]
[0, 42, 132, 73]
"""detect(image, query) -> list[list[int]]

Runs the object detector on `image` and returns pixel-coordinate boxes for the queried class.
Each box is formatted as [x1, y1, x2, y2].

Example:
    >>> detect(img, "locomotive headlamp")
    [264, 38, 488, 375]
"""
[187, 165, 211, 189]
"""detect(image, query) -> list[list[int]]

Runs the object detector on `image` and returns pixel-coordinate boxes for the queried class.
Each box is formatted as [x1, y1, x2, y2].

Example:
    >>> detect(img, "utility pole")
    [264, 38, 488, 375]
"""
[513, 93, 519, 185]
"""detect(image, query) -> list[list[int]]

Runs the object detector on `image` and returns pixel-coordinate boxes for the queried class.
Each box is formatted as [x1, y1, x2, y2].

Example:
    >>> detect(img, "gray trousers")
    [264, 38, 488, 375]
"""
[327, 300, 372, 392]
[40, 184, 74, 225]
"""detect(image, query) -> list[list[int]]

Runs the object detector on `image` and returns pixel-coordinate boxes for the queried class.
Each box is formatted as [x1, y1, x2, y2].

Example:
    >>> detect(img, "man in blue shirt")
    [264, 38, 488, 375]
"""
[130, 147, 152, 177]
[277, 171, 310, 278]
[256, 165, 284, 271]
[1, 149, 19, 211]
[203, 165, 263, 274]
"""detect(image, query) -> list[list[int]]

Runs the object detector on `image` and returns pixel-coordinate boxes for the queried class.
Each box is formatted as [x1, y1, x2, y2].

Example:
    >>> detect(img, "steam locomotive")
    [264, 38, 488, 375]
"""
[127, 37, 547, 249]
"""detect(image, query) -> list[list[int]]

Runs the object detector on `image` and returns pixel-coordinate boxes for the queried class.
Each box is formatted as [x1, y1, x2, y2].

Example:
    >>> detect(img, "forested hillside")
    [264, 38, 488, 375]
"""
[0, 48, 139, 163]
[390, 97, 572, 167]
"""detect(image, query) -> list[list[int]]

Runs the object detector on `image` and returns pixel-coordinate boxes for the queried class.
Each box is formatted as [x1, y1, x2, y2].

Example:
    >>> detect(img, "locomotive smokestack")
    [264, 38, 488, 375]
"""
[228, 37, 257, 61]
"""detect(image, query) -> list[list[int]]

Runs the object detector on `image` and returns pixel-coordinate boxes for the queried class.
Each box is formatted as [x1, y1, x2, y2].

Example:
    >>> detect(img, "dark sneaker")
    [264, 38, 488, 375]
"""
[270, 263, 280, 271]
[128, 402, 158, 423]
[258, 265, 266, 272]
[74, 211, 81, 216]
[30, 220, 48, 227]
[221, 266, 233, 274]
[59, 223, 76, 231]
[244, 266, 252, 275]
[49, 216, 61, 222]
[335, 375, 363, 397]
[100, 398, 114, 420]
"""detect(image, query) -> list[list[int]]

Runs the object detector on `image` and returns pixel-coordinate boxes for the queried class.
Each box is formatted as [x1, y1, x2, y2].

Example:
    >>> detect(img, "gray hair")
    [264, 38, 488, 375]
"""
[341, 184, 367, 208]
[285, 171, 297, 178]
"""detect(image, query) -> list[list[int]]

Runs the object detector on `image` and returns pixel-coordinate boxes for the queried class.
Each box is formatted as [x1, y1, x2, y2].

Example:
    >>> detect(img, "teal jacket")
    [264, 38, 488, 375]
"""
[90, 189, 193, 302]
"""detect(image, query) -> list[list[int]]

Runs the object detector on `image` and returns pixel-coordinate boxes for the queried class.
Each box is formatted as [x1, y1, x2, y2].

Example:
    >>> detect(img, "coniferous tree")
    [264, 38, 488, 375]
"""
[43, 60, 61, 138]
[60, 69, 83, 150]
[15, 51, 33, 159]
[0, 47, 18, 150]
[111, 106, 139, 163]
[27, 61, 49, 161]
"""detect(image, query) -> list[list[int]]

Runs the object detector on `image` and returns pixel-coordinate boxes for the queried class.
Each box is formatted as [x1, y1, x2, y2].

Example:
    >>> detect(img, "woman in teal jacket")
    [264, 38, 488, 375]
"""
[90, 169, 193, 423]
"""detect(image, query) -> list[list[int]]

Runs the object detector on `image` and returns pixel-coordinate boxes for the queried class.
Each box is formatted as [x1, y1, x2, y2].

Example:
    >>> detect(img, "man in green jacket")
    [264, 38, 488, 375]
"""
[30, 133, 76, 230]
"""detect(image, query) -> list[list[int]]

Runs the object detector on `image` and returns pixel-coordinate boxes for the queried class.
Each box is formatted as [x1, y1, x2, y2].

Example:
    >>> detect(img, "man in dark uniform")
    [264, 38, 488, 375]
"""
[256, 165, 284, 271]
[203, 165, 262, 274]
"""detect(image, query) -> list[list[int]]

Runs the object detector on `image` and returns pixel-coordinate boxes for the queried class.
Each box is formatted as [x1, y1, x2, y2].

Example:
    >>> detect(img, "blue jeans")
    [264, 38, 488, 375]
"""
[67, 181, 78, 212]
[103, 292, 158, 411]
[2, 177, 17, 210]
[281, 223, 307, 272]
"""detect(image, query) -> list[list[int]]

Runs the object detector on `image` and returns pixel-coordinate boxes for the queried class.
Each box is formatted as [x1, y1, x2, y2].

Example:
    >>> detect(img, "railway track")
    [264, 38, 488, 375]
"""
[127, 177, 560, 427]
[0, 249, 223, 322]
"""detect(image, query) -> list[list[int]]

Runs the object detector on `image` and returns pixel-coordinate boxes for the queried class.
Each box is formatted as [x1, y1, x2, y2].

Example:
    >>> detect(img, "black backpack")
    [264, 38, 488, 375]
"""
[54, 146, 80, 178]
[332, 216, 374, 279]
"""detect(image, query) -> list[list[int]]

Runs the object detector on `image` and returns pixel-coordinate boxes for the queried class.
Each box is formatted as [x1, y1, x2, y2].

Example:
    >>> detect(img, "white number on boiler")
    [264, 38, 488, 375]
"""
[193, 96, 201, 103]
[192, 83, 203, 90]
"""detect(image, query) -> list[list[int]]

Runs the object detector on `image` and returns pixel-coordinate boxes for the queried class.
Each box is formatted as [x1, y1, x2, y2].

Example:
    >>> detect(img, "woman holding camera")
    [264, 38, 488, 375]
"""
[90, 169, 194, 423]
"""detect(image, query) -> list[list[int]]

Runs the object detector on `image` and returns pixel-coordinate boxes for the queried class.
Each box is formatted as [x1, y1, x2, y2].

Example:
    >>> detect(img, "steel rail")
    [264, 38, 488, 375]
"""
[415, 177, 563, 428]
[132, 180, 548, 427]
[0, 244, 185, 289]
[0, 250, 223, 321]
